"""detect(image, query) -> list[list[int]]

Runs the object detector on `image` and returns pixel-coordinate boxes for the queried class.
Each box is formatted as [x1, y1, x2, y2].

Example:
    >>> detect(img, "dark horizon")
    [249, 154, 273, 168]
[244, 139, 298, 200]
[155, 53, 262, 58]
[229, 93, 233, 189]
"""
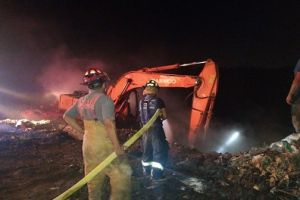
[1, 1, 300, 95]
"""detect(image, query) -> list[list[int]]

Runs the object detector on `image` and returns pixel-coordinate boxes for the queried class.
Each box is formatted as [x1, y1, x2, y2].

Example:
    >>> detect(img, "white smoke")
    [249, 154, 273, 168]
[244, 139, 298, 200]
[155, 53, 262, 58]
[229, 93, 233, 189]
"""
[37, 47, 110, 99]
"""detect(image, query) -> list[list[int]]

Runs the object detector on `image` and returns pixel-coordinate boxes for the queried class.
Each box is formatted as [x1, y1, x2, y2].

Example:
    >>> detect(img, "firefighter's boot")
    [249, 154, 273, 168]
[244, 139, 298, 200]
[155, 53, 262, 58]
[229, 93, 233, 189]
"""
[143, 166, 151, 176]
[151, 168, 166, 182]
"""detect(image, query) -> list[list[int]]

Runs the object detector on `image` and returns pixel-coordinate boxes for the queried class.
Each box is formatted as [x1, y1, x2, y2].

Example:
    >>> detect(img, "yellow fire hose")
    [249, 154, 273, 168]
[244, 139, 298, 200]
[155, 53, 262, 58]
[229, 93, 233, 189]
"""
[53, 109, 161, 200]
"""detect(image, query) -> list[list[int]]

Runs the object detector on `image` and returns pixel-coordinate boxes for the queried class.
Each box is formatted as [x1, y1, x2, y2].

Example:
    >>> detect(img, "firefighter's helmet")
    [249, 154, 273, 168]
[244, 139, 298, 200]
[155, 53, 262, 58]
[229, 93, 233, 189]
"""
[143, 80, 159, 95]
[145, 80, 159, 88]
[80, 68, 110, 89]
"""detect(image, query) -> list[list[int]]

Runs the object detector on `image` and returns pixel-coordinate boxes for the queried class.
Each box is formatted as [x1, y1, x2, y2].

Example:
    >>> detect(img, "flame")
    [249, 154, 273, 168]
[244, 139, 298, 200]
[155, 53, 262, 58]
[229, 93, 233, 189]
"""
[0, 119, 50, 125]
[0, 119, 51, 131]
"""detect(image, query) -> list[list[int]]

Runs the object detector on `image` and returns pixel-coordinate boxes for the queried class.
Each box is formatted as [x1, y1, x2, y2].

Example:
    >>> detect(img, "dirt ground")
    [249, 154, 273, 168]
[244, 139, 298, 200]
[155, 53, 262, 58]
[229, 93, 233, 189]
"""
[0, 125, 207, 200]
[0, 110, 300, 200]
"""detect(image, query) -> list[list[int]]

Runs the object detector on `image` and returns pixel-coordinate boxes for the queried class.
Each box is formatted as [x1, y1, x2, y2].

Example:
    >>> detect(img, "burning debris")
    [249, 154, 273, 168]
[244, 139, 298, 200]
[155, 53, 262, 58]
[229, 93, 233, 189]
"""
[0, 107, 67, 145]
[0, 118, 55, 131]
[0, 107, 65, 132]
[0, 119, 51, 131]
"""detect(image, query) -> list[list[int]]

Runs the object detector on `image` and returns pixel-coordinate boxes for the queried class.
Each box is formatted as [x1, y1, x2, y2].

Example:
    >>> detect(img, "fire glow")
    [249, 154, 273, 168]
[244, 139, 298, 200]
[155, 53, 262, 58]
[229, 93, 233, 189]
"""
[0, 119, 51, 131]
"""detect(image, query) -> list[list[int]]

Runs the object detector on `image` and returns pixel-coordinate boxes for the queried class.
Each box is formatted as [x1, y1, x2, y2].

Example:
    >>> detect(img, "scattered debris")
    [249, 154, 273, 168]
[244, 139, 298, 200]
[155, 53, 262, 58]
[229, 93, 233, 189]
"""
[0, 110, 300, 199]
[180, 177, 206, 193]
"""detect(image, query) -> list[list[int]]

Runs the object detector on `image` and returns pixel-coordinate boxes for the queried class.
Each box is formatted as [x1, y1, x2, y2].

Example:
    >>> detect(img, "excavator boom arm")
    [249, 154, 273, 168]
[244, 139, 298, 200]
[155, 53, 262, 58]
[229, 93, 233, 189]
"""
[107, 72, 199, 100]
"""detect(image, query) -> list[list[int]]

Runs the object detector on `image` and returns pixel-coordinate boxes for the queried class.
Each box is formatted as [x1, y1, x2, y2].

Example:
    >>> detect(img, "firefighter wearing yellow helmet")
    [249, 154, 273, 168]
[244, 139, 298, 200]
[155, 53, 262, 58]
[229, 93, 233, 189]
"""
[63, 68, 132, 199]
[139, 80, 169, 181]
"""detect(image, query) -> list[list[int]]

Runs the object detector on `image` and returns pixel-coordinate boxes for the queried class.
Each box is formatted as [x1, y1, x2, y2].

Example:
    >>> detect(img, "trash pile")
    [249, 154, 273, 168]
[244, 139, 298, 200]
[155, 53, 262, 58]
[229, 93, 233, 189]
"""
[167, 133, 300, 199]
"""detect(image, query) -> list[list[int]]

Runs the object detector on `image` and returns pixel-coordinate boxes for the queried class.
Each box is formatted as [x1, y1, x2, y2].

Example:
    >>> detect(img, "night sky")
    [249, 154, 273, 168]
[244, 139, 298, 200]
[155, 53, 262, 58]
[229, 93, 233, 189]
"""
[1, 1, 300, 152]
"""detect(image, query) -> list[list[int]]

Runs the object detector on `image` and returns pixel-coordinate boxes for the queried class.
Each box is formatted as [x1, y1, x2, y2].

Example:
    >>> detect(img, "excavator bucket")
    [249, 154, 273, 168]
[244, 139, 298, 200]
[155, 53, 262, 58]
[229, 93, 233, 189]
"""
[188, 60, 219, 146]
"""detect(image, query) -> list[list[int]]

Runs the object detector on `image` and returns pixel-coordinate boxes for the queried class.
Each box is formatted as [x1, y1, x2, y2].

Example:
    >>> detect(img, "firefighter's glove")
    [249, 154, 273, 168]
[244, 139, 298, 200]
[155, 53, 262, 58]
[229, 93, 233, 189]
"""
[114, 146, 125, 156]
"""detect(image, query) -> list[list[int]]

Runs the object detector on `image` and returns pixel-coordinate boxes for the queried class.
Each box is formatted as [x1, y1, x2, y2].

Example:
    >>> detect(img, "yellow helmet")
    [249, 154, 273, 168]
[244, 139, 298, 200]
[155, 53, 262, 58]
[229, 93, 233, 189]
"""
[143, 80, 159, 95]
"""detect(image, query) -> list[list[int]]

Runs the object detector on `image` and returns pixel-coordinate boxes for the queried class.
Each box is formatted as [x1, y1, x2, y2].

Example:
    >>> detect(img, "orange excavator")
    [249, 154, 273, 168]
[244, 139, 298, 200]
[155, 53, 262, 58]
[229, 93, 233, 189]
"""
[59, 59, 219, 145]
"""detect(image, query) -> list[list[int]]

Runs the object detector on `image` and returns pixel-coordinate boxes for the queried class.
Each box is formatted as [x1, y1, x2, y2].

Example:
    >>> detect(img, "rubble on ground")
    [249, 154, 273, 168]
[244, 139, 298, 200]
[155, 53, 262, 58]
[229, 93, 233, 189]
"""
[0, 109, 299, 199]
[165, 134, 300, 199]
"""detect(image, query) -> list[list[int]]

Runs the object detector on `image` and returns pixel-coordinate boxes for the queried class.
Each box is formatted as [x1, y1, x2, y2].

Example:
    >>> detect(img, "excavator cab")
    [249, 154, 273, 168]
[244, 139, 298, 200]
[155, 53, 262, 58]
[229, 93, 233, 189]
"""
[113, 89, 140, 129]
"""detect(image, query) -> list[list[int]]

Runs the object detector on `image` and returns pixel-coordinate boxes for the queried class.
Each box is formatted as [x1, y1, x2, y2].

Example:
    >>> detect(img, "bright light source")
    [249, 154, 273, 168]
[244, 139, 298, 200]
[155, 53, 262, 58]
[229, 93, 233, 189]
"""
[225, 131, 239, 145]
[218, 147, 224, 152]
[217, 131, 240, 153]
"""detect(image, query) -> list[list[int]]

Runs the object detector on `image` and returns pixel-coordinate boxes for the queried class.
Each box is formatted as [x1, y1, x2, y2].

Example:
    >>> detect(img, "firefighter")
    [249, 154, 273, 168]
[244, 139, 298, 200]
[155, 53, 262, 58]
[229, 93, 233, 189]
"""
[287, 59, 300, 133]
[63, 68, 132, 200]
[139, 80, 169, 181]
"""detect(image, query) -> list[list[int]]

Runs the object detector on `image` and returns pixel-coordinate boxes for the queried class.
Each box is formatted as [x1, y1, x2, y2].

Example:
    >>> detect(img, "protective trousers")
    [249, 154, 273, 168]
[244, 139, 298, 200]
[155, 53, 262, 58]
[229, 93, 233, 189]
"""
[141, 126, 169, 179]
[291, 103, 300, 133]
[83, 120, 132, 200]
